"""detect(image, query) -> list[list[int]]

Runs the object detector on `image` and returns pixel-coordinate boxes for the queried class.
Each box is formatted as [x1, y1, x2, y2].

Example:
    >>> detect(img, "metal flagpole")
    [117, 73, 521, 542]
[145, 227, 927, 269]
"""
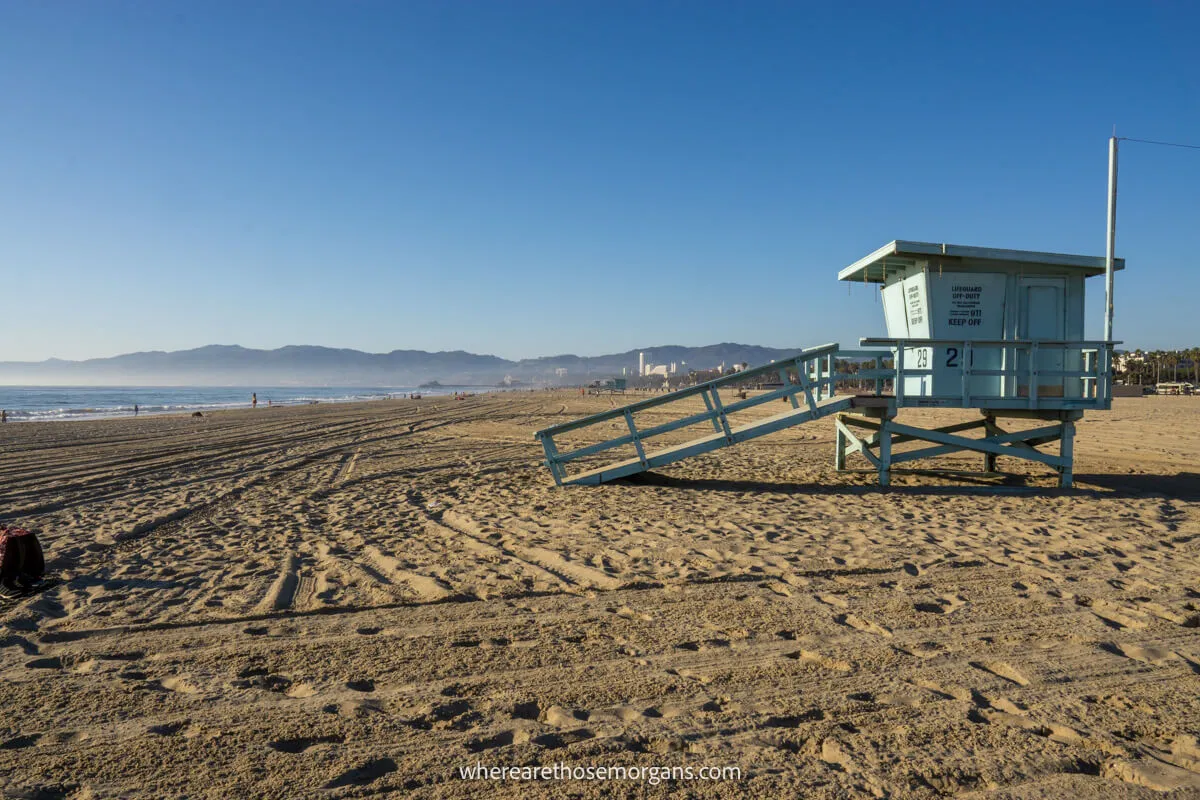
[1104, 136, 1118, 342]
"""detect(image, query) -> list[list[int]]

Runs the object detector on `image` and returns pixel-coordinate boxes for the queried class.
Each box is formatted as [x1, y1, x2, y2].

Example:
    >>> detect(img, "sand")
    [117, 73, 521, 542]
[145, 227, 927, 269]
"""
[1, 393, 1199, 798]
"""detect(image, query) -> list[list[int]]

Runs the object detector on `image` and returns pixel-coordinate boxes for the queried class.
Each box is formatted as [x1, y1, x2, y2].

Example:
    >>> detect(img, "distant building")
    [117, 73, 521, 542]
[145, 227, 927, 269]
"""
[1114, 352, 1144, 372]
[554, 368, 568, 377]
[639, 351, 677, 377]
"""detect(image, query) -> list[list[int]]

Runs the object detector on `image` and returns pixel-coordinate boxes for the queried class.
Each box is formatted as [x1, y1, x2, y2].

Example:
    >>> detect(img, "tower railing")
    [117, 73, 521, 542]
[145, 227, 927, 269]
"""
[832, 338, 1116, 411]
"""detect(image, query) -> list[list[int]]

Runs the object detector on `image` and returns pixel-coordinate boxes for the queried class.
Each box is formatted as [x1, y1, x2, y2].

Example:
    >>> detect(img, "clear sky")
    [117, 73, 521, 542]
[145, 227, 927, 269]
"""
[2, 1, 1198, 362]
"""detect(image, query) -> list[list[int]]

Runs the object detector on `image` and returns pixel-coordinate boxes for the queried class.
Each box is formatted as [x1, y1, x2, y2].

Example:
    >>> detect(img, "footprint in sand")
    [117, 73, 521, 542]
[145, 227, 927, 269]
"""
[836, 614, 892, 638]
[25, 656, 64, 670]
[1078, 597, 1147, 630]
[908, 680, 963, 701]
[607, 605, 653, 621]
[666, 667, 712, 685]
[1135, 601, 1188, 626]
[158, 676, 201, 694]
[1104, 758, 1200, 792]
[323, 757, 398, 789]
[915, 595, 966, 615]
[0, 734, 41, 750]
[974, 708, 1085, 745]
[646, 702, 691, 721]
[1101, 642, 1177, 666]
[268, 734, 345, 753]
[969, 660, 1030, 687]
[786, 649, 853, 672]
[533, 729, 595, 749]
[466, 730, 527, 752]
[511, 701, 541, 720]
[814, 593, 849, 609]
[763, 709, 825, 728]
[675, 639, 731, 652]
[699, 697, 736, 714]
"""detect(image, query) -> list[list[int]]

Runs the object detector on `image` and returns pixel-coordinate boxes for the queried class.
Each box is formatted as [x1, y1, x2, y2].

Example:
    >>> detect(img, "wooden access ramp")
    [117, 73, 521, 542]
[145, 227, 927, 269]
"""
[535, 344, 851, 486]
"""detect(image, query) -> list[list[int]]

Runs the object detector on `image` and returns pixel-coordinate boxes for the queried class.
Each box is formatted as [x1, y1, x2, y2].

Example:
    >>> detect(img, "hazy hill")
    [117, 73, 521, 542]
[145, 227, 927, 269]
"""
[0, 343, 803, 386]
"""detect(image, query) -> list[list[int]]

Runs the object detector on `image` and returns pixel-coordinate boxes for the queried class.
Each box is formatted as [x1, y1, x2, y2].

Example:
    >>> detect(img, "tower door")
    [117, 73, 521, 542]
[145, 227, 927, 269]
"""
[1018, 278, 1066, 399]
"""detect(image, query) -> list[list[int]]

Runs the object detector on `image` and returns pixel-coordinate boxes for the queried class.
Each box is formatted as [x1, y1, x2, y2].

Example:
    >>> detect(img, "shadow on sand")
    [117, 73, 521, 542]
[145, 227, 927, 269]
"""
[616, 470, 1200, 500]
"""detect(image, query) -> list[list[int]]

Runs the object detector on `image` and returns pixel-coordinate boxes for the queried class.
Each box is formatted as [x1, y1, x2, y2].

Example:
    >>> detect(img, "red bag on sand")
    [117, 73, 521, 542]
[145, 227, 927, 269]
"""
[0, 526, 45, 587]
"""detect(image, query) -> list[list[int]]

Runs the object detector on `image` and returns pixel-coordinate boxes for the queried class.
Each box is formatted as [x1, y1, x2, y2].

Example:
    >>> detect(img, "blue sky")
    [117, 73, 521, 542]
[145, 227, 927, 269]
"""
[2, 1, 1198, 362]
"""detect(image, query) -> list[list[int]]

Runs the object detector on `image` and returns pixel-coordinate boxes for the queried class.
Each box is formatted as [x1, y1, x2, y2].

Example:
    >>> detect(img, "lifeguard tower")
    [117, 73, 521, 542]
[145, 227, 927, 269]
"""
[535, 241, 1120, 489]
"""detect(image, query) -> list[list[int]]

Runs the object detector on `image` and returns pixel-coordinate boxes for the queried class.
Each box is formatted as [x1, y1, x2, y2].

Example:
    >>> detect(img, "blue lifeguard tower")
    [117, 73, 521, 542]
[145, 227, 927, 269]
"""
[535, 241, 1120, 489]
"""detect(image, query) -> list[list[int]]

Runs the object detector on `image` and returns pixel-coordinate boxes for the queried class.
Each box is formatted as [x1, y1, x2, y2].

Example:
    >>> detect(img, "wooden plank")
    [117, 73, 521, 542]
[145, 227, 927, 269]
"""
[555, 433, 637, 464]
[624, 409, 647, 466]
[721, 384, 804, 415]
[781, 368, 799, 409]
[889, 429, 1063, 464]
[636, 408, 720, 440]
[835, 418, 880, 469]
[709, 388, 734, 440]
[701, 391, 722, 433]
[884, 421, 1064, 467]
[840, 416, 986, 447]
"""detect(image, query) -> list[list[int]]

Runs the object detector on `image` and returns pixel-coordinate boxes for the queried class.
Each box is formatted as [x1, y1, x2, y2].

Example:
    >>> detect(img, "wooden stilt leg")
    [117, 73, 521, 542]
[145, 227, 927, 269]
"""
[1059, 419, 1075, 488]
[983, 414, 997, 473]
[878, 418, 892, 487]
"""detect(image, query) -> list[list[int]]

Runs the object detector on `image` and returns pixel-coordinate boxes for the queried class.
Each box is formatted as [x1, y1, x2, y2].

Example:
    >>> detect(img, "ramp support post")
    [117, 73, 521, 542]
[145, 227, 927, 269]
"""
[835, 424, 847, 471]
[701, 391, 722, 433]
[623, 409, 648, 468]
[539, 435, 564, 487]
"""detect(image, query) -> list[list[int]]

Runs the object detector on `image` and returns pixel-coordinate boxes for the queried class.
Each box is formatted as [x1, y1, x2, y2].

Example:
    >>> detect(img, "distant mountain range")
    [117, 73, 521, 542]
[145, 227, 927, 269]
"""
[0, 343, 804, 387]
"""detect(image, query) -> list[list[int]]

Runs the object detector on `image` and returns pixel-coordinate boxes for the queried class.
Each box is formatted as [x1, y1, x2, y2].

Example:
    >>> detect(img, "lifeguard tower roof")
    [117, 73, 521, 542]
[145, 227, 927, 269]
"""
[838, 240, 1126, 283]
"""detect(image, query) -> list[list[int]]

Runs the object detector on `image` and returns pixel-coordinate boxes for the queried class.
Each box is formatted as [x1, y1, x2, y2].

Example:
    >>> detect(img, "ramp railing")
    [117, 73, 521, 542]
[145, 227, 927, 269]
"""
[536, 343, 843, 486]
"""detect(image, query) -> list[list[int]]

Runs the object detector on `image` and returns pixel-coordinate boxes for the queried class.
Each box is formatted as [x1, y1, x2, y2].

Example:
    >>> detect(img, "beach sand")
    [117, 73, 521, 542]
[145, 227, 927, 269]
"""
[1, 393, 1199, 798]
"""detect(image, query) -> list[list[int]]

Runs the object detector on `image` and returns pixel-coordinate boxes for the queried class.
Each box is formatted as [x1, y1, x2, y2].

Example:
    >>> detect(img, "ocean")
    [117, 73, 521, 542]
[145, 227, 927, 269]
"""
[0, 385, 467, 422]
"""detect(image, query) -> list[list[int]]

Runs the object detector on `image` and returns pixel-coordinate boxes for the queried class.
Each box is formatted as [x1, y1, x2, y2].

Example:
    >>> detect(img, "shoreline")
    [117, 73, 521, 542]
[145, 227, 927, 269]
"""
[0, 386, 516, 424]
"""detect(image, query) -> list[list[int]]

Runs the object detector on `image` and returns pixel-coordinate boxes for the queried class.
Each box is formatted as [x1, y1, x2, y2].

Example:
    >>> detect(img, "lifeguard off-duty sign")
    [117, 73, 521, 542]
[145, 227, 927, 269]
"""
[884, 270, 1007, 397]
[894, 273, 1006, 340]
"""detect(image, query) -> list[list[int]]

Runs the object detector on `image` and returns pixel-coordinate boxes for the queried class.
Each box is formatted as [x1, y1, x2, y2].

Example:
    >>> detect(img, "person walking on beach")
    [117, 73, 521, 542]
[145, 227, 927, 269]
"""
[1, 410, 6, 423]
[134, 404, 139, 416]
[252, 393, 257, 409]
